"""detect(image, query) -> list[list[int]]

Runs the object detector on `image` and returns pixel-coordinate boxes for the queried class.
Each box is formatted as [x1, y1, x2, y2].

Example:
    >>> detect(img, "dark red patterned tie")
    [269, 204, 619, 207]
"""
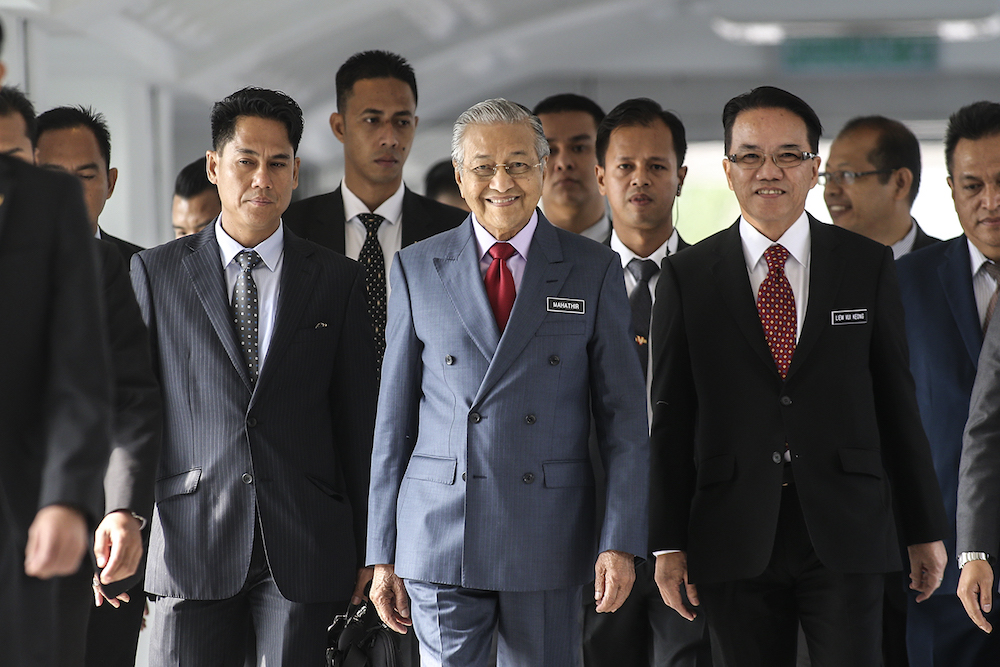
[485, 242, 516, 331]
[757, 244, 796, 378]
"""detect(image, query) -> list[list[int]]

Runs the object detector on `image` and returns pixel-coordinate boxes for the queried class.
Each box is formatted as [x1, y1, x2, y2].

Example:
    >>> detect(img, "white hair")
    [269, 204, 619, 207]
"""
[451, 98, 550, 167]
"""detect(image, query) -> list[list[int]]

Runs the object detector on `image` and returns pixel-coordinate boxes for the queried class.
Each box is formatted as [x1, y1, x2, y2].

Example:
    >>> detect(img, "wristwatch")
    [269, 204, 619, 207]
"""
[958, 552, 991, 569]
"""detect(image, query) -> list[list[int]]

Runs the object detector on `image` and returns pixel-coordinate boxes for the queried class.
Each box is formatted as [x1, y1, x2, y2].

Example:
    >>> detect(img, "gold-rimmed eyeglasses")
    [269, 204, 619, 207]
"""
[727, 151, 819, 170]
[463, 161, 542, 181]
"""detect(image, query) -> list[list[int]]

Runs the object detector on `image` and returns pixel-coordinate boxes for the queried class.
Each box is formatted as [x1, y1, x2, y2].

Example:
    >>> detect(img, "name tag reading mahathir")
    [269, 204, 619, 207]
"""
[831, 308, 868, 325]
[547, 297, 586, 314]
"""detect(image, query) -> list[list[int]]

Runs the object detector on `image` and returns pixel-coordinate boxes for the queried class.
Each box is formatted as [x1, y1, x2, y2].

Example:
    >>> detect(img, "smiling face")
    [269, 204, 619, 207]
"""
[824, 128, 900, 236]
[207, 115, 299, 247]
[36, 125, 117, 232]
[723, 107, 820, 239]
[456, 121, 544, 241]
[949, 133, 1000, 262]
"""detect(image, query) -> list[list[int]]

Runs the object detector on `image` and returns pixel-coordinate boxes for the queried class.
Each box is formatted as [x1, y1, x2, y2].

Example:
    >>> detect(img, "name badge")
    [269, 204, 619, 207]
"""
[547, 297, 586, 314]
[831, 309, 868, 325]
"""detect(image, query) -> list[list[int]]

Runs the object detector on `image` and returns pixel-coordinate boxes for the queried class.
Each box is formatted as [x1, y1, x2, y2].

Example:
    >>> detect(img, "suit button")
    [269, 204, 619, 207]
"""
[462, 472, 467, 481]
[247, 416, 258, 427]
[549, 355, 560, 366]
[242, 473, 253, 484]
[779, 396, 792, 407]
[470, 412, 481, 423]
[445, 355, 455, 365]
[522, 472, 535, 484]
[525, 414, 536, 425]
[771, 452, 782, 464]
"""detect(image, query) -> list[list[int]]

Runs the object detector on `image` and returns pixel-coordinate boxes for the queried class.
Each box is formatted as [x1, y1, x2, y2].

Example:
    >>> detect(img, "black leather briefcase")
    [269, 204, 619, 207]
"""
[326, 599, 418, 667]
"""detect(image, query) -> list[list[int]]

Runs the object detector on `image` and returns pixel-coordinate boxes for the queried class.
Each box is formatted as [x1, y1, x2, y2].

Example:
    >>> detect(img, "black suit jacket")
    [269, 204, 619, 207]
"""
[283, 185, 467, 253]
[99, 228, 143, 265]
[911, 220, 941, 253]
[132, 225, 378, 603]
[648, 215, 947, 585]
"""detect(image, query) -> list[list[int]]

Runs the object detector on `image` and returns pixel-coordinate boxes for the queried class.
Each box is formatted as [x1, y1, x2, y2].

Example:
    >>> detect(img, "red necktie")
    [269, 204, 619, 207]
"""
[756, 244, 796, 378]
[485, 242, 516, 331]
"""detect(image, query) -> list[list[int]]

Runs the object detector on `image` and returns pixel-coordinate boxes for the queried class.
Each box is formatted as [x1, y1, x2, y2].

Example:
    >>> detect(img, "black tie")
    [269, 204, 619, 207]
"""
[358, 213, 387, 368]
[232, 249, 263, 385]
[627, 258, 660, 376]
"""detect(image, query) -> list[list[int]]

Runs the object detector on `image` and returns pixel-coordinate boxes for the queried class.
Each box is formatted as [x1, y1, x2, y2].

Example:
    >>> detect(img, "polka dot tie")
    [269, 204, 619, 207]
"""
[358, 213, 386, 368]
[756, 244, 796, 379]
[485, 242, 516, 332]
[232, 249, 263, 385]
[626, 257, 660, 377]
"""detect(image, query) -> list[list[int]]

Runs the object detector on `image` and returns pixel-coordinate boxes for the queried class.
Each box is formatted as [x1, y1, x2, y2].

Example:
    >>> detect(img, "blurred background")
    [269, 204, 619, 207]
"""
[3, 0, 998, 251]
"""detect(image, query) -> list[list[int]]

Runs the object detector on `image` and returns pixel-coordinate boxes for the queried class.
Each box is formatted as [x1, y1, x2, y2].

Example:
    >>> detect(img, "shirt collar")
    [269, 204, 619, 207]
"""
[341, 178, 405, 224]
[215, 216, 284, 272]
[968, 236, 993, 278]
[610, 227, 676, 269]
[890, 218, 919, 259]
[472, 209, 538, 263]
[740, 211, 811, 272]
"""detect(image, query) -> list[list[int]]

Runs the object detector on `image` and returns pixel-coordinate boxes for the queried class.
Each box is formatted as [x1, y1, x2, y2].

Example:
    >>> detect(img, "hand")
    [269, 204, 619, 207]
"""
[370, 564, 412, 634]
[24, 504, 89, 579]
[93, 575, 132, 608]
[957, 559, 994, 633]
[594, 550, 636, 613]
[95, 510, 144, 586]
[907, 540, 947, 603]
[653, 552, 699, 621]
[352, 566, 374, 605]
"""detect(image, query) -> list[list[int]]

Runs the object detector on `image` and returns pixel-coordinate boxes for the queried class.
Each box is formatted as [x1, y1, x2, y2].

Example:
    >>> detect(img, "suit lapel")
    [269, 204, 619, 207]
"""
[434, 218, 500, 363]
[786, 217, 845, 380]
[939, 237, 983, 363]
[401, 187, 431, 248]
[712, 222, 776, 374]
[475, 216, 570, 404]
[254, 231, 316, 396]
[183, 226, 253, 392]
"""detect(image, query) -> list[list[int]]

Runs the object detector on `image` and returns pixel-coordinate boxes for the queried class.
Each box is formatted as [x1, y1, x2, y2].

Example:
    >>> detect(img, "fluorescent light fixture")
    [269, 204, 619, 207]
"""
[713, 14, 1000, 45]
[939, 15, 1000, 42]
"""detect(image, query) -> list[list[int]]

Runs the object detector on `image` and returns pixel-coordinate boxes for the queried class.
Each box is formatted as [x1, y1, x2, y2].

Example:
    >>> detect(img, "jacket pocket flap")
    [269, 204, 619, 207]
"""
[155, 468, 202, 501]
[839, 448, 883, 478]
[306, 475, 346, 502]
[542, 459, 593, 488]
[405, 455, 457, 485]
[535, 320, 586, 336]
[698, 455, 735, 488]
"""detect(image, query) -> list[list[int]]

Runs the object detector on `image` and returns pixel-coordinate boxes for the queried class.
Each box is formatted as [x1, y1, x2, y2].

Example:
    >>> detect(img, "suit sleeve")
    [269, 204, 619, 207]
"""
[588, 256, 650, 558]
[38, 183, 113, 524]
[648, 257, 697, 552]
[958, 301, 1000, 555]
[366, 253, 422, 566]
[869, 247, 947, 546]
[329, 264, 379, 568]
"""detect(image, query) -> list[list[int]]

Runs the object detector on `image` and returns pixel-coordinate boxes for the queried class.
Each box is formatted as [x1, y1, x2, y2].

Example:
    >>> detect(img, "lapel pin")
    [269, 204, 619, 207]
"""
[315, 322, 328, 329]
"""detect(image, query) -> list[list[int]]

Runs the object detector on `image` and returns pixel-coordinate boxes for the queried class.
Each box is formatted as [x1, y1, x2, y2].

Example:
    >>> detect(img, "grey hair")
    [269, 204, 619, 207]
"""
[451, 98, 550, 167]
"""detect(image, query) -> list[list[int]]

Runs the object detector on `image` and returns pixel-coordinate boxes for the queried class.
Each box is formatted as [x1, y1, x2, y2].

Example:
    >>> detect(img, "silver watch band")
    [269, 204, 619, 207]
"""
[958, 551, 991, 569]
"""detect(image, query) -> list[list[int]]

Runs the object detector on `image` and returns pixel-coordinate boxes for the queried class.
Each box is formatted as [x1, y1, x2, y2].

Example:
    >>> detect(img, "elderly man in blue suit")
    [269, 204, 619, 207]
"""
[367, 98, 649, 667]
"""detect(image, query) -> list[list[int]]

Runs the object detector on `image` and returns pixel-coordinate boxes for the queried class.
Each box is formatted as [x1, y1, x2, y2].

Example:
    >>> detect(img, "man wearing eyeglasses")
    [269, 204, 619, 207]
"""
[367, 98, 649, 667]
[648, 86, 948, 666]
[824, 116, 939, 258]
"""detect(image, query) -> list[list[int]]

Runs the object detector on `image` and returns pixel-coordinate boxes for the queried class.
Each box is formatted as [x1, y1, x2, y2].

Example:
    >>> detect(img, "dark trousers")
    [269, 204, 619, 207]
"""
[697, 485, 883, 667]
[149, 523, 334, 667]
[907, 592, 1000, 666]
[582, 557, 712, 667]
[85, 577, 145, 667]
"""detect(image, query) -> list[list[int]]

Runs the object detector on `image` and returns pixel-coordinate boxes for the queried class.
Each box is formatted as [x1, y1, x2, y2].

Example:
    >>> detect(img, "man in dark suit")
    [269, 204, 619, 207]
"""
[36, 105, 142, 262]
[133, 87, 377, 666]
[649, 86, 949, 666]
[283, 50, 465, 366]
[581, 97, 709, 667]
[0, 29, 113, 665]
[172, 156, 221, 238]
[533, 93, 609, 242]
[899, 101, 1000, 666]
[824, 115, 939, 257]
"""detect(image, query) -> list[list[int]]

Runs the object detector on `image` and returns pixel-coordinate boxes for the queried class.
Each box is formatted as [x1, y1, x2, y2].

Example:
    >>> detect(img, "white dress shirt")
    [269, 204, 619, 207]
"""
[740, 212, 811, 341]
[472, 211, 538, 290]
[890, 219, 918, 259]
[969, 239, 1000, 327]
[216, 218, 284, 371]
[580, 214, 611, 243]
[342, 179, 405, 300]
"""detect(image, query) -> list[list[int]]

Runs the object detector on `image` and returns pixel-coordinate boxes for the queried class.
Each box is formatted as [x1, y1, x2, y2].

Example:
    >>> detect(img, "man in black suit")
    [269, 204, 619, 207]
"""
[533, 93, 609, 242]
[824, 115, 939, 257]
[134, 87, 377, 666]
[283, 50, 465, 366]
[36, 105, 143, 261]
[581, 97, 710, 667]
[649, 86, 949, 666]
[0, 27, 113, 665]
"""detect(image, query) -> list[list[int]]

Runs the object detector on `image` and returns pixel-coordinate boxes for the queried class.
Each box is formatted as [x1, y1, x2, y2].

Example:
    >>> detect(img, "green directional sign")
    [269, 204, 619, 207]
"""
[781, 36, 939, 73]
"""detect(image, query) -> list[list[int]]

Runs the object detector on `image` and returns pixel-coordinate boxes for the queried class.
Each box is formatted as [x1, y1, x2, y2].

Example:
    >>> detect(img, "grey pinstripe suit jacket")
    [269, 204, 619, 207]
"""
[367, 213, 649, 592]
[131, 223, 378, 603]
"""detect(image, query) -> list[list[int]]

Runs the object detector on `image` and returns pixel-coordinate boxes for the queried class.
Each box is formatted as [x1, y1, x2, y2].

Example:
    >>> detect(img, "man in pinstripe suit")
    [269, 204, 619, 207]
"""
[131, 87, 378, 666]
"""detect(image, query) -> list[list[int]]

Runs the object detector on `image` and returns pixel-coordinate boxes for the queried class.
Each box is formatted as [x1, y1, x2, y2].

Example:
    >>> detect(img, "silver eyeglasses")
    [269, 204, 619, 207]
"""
[818, 170, 892, 186]
[727, 151, 819, 170]
[463, 161, 542, 181]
